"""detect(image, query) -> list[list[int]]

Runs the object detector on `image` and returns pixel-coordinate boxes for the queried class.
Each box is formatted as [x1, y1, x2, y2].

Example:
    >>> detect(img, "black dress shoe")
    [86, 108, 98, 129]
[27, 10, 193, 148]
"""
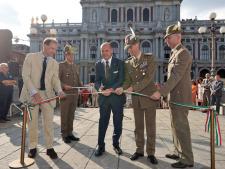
[63, 137, 71, 143]
[113, 146, 123, 155]
[165, 154, 180, 160]
[130, 152, 144, 161]
[147, 155, 158, 164]
[68, 135, 80, 141]
[46, 148, 58, 159]
[28, 148, 37, 158]
[94, 146, 105, 157]
[171, 161, 193, 168]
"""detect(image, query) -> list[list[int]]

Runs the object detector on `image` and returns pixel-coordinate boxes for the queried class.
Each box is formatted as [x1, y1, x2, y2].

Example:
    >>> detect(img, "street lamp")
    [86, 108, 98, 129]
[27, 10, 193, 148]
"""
[198, 12, 225, 76]
[29, 15, 57, 52]
[41, 14, 47, 34]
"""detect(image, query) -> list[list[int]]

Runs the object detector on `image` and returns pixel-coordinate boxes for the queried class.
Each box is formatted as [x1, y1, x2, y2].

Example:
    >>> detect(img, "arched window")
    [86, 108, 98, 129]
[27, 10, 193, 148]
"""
[143, 8, 149, 22]
[127, 9, 133, 22]
[111, 42, 119, 58]
[201, 45, 209, 60]
[219, 45, 225, 60]
[164, 46, 171, 59]
[141, 41, 151, 53]
[90, 46, 97, 60]
[111, 9, 117, 23]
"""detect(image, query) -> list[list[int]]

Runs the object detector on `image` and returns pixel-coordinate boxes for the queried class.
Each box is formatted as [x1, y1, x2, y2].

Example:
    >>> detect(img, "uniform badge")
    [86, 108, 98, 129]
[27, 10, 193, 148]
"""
[140, 61, 148, 69]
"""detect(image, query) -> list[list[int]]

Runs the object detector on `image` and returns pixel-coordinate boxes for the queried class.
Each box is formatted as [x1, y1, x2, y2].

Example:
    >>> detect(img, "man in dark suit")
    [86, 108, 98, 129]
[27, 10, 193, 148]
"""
[94, 42, 125, 156]
[151, 22, 194, 168]
[211, 74, 224, 114]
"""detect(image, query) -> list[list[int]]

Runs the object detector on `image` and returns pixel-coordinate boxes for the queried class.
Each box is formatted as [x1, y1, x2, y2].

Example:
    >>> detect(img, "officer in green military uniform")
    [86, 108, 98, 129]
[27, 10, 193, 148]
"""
[59, 45, 82, 143]
[151, 22, 194, 168]
[115, 29, 158, 164]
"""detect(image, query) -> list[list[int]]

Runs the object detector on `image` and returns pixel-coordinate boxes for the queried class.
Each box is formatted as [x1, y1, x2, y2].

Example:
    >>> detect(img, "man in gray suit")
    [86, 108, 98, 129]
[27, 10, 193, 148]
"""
[211, 74, 224, 114]
[151, 22, 194, 168]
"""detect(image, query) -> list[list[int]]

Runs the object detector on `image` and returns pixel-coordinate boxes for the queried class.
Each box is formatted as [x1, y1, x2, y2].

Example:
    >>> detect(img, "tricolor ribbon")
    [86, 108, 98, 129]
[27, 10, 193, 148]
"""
[170, 102, 222, 146]
[205, 110, 222, 146]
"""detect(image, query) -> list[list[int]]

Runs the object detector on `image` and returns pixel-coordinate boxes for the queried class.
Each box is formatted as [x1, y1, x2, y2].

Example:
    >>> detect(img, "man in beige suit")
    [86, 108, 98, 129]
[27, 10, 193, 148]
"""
[116, 30, 158, 164]
[59, 45, 82, 143]
[151, 22, 194, 168]
[20, 37, 64, 159]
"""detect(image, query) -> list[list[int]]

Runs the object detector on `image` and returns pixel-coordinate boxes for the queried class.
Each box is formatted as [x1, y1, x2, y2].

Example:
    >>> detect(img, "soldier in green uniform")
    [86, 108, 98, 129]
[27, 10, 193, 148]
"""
[151, 22, 194, 168]
[59, 45, 82, 143]
[116, 29, 158, 164]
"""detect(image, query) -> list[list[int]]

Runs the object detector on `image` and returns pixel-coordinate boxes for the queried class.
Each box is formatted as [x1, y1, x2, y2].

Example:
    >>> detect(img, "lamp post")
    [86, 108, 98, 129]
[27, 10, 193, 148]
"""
[41, 14, 47, 35]
[29, 15, 57, 52]
[198, 12, 225, 76]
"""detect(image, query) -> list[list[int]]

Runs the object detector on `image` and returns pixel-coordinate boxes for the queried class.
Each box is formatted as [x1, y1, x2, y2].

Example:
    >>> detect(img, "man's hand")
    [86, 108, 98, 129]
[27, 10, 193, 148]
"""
[58, 91, 66, 99]
[63, 84, 72, 91]
[150, 91, 161, 100]
[32, 93, 43, 103]
[2, 80, 17, 86]
[115, 87, 123, 95]
[126, 87, 133, 93]
[102, 88, 113, 96]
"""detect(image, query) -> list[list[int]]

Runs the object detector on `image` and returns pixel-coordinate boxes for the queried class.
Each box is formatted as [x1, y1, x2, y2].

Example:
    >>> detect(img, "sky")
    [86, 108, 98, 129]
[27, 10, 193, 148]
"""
[0, 0, 225, 45]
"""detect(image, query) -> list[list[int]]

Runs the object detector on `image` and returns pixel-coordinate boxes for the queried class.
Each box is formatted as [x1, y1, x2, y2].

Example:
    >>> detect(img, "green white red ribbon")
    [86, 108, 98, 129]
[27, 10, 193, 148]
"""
[170, 102, 222, 146]
[205, 110, 222, 146]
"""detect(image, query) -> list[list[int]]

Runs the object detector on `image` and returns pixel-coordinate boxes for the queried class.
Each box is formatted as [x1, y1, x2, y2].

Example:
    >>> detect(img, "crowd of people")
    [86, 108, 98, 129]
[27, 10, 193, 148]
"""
[191, 73, 224, 114]
[0, 21, 224, 169]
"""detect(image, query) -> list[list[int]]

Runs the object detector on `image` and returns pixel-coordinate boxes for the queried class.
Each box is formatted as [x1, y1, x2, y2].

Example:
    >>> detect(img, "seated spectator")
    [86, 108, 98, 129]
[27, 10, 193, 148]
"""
[0, 63, 17, 123]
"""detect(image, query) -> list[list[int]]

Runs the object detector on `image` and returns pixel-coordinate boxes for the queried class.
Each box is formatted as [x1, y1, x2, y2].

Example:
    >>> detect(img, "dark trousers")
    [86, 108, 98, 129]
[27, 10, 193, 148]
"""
[0, 92, 13, 119]
[211, 95, 221, 114]
[98, 103, 123, 147]
[203, 90, 211, 106]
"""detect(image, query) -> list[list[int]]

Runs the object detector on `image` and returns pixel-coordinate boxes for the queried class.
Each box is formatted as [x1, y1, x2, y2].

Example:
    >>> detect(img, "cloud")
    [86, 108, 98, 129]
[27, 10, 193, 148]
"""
[0, 2, 20, 26]
[181, 0, 225, 19]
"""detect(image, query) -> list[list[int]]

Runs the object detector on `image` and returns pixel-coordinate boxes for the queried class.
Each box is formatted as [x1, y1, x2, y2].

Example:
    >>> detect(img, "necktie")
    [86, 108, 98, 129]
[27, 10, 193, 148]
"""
[40, 57, 47, 90]
[105, 60, 110, 82]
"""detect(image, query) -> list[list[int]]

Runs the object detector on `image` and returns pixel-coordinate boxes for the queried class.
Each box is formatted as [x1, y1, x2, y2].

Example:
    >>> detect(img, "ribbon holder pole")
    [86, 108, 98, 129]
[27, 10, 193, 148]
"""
[9, 104, 34, 168]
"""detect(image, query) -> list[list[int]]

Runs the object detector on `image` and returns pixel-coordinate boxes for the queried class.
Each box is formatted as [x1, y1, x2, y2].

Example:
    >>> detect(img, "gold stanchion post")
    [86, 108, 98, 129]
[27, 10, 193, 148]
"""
[9, 104, 35, 168]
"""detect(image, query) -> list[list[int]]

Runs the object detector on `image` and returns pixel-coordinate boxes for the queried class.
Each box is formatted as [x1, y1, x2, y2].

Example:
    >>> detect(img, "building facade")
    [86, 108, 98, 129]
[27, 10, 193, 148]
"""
[28, 0, 225, 84]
